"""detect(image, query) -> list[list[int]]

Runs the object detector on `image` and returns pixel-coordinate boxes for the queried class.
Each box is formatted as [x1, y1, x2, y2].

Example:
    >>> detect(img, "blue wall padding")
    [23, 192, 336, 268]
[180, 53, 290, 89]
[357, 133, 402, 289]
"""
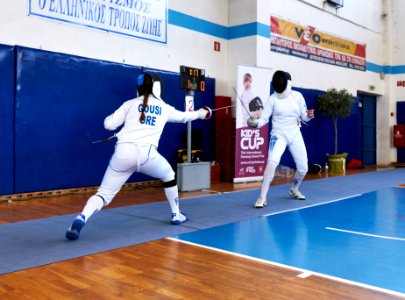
[398, 101, 405, 124]
[0, 45, 15, 195]
[14, 47, 215, 193]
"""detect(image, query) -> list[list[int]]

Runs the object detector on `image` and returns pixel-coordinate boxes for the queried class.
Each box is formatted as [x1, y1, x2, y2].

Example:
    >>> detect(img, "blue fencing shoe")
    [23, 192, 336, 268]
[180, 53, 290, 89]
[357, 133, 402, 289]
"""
[170, 212, 188, 225]
[65, 214, 86, 240]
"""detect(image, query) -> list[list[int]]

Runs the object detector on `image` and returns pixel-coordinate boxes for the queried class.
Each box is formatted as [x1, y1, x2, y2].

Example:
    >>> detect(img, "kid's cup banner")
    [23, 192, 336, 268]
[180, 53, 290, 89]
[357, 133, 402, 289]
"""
[234, 65, 272, 183]
[271, 16, 366, 71]
[28, 0, 168, 43]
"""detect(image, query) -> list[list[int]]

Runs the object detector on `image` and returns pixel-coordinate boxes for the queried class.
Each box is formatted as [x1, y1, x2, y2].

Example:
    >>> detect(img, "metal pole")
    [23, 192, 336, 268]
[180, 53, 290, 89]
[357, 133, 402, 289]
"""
[187, 121, 192, 163]
[185, 90, 194, 163]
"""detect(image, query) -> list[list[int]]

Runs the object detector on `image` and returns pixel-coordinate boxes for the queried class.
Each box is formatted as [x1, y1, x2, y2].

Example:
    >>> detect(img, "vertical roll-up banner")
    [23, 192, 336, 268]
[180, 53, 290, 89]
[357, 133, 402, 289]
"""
[234, 65, 272, 182]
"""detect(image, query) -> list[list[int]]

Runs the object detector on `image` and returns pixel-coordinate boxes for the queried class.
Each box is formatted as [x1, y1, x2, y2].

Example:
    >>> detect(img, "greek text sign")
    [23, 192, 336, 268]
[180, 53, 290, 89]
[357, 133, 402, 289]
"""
[271, 16, 366, 71]
[28, 0, 167, 43]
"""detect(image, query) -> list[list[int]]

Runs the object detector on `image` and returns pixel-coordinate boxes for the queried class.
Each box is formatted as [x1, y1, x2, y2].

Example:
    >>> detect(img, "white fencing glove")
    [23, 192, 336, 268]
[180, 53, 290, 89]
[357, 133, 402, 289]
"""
[247, 117, 258, 128]
[198, 106, 212, 120]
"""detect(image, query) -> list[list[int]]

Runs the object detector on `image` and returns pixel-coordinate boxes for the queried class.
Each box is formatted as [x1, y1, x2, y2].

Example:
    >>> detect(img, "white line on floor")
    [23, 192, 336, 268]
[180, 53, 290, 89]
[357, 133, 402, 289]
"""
[326, 227, 405, 241]
[262, 194, 362, 217]
[297, 271, 312, 278]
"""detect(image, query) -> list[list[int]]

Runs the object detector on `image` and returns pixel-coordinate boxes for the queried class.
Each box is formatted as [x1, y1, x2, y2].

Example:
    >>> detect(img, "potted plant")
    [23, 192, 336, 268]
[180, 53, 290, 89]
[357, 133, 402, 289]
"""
[316, 88, 353, 172]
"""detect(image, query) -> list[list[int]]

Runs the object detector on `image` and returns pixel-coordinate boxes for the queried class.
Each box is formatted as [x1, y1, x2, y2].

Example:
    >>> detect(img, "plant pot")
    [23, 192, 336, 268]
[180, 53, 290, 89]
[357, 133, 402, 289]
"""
[326, 153, 348, 173]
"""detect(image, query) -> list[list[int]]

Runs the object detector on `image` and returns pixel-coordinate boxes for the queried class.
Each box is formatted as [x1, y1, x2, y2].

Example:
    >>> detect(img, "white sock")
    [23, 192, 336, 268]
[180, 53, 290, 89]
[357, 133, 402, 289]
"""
[164, 186, 180, 214]
[290, 171, 306, 191]
[260, 162, 277, 199]
[80, 195, 104, 222]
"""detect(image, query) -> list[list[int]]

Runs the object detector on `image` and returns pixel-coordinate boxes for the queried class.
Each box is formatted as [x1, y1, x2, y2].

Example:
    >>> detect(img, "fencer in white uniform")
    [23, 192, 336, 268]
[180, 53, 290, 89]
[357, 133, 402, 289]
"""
[247, 70, 314, 208]
[66, 72, 209, 240]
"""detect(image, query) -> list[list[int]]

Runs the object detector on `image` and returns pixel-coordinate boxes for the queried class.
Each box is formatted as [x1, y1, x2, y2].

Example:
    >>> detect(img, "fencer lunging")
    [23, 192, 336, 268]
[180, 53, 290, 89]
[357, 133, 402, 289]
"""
[66, 72, 210, 240]
[247, 70, 314, 208]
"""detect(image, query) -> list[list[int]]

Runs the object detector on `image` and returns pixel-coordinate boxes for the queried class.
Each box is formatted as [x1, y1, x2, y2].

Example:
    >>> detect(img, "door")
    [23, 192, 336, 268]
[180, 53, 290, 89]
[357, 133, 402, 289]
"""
[358, 93, 377, 165]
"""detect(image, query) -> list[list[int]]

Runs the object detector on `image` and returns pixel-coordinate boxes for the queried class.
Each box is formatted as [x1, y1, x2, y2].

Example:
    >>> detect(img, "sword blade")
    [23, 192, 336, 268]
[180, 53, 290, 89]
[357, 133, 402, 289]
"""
[232, 87, 252, 118]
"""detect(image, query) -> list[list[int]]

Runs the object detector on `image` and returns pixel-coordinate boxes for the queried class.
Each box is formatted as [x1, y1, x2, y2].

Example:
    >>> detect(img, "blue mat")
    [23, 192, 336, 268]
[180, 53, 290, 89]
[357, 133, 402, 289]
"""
[175, 187, 405, 295]
[0, 168, 404, 274]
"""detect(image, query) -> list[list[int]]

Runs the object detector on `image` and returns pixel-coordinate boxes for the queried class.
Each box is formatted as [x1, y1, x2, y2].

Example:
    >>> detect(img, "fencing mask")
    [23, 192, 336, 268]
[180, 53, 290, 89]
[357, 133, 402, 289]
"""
[272, 70, 292, 94]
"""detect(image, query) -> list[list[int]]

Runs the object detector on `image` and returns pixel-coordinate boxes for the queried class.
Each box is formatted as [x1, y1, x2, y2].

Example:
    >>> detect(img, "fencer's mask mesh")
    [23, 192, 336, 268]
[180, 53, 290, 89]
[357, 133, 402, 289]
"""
[272, 70, 292, 94]
[249, 97, 263, 112]
[137, 73, 153, 96]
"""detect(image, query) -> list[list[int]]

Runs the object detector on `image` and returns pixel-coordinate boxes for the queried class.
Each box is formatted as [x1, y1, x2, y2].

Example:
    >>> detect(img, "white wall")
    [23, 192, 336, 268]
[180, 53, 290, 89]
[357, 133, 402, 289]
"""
[168, 0, 230, 95]
[170, 0, 228, 25]
[0, 0, 230, 94]
[390, 0, 405, 102]
[227, 0, 258, 103]
[383, 0, 405, 163]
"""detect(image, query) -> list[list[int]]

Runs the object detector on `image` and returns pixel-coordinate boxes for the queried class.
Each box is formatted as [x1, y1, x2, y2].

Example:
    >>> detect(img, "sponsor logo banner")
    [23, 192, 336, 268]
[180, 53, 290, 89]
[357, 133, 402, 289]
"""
[271, 16, 366, 71]
[235, 65, 272, 181]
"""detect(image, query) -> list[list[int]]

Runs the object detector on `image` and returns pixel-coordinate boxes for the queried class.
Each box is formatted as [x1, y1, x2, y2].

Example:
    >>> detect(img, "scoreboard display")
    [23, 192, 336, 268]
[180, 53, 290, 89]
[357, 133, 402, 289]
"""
[180, 65, 205, 91]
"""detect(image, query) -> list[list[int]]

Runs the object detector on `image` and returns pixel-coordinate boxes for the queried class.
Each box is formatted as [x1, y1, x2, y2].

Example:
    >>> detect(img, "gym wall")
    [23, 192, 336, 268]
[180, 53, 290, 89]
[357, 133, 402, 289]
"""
[0, 45, 15, 195]
[0, 45, 215, 195]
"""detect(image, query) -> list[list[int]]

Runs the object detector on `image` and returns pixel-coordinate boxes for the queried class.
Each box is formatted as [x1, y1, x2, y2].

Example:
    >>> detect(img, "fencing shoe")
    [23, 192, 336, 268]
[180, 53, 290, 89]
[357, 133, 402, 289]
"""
[254, 197, 267, 208]
[288, 189, 306, 200]
[170, 212, 188, 225]
[65, 214, 86, 240]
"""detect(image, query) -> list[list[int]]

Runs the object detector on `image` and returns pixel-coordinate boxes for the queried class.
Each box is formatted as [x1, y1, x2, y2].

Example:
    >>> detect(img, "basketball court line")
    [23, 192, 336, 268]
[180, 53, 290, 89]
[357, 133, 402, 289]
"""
[262, 193, 362, 217]
[326, 227, 405, 241]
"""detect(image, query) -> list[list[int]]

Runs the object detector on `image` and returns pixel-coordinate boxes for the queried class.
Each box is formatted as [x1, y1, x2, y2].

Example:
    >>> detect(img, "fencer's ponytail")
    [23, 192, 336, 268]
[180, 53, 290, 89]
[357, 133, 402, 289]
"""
[137, 73, 153, 122]
[140, 94, 149, 122]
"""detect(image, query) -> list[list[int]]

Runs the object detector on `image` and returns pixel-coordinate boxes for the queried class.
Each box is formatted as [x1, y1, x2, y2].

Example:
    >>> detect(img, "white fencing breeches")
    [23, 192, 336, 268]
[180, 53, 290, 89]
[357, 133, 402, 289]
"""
[268, 131, 308, 172]
[97, 143, 175, 205]
[260, 131, 308, 199]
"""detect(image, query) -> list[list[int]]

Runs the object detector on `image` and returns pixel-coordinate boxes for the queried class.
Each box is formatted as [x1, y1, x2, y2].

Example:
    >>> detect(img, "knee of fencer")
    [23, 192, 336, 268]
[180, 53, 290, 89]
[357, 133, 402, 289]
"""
[264, 160, 278, 179]
[268, 160, 279, 169]
[296, 163, 308, 174]
[294, 161, 308, 174]
[95, 193, 112, 206]
[161, 170, 175, 184]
